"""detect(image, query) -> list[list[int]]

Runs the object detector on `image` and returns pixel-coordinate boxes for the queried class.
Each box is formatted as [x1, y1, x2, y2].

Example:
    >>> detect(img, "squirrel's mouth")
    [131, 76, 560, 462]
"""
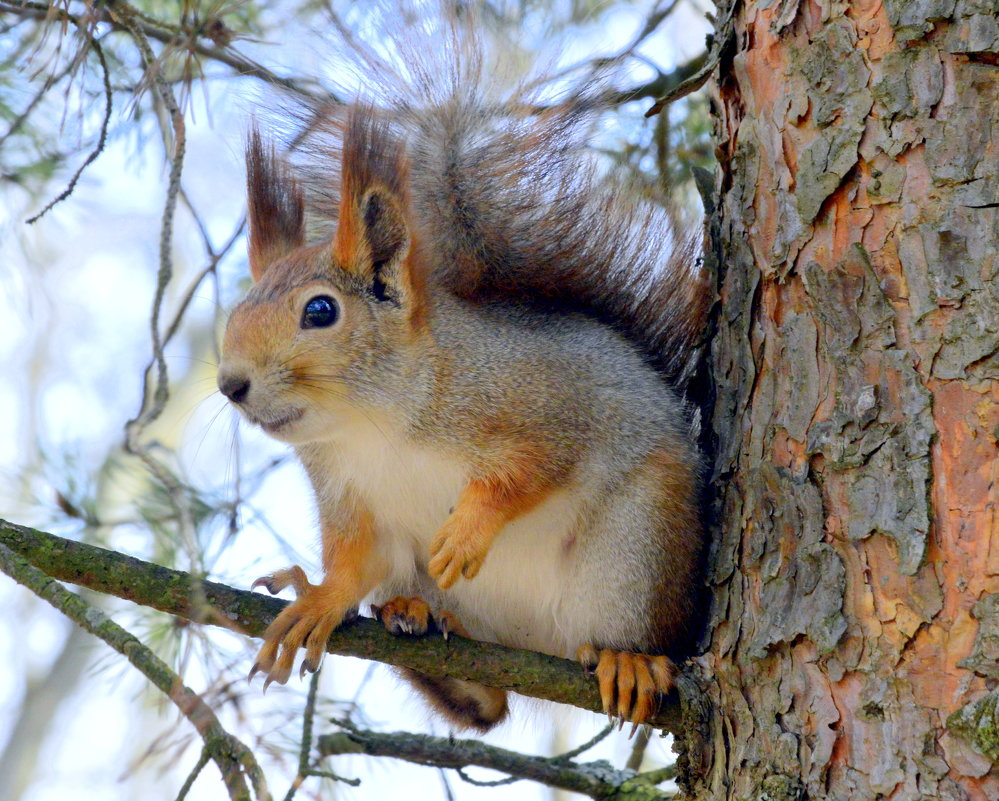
[256, 408, 305, 433]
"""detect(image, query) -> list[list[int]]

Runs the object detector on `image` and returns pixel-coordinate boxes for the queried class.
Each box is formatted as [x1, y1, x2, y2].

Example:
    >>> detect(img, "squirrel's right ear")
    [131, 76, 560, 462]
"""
[245, 128, 305, 282]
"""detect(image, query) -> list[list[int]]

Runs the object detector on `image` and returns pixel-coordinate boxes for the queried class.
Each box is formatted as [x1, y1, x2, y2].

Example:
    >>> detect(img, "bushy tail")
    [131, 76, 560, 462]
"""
[286, 4, 709, 382]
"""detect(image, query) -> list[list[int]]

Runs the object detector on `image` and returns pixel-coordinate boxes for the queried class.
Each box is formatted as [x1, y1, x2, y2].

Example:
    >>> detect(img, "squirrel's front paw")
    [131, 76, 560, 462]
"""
[577, 646, 676, 734]
[249, 566, 346, 689]
[428, 520, 492, 589]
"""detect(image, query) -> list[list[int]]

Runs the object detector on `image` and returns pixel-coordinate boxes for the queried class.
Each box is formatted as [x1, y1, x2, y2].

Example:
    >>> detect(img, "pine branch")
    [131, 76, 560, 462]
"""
[0, 541, 270, 801]
[316, 722, 677, 800]
[0, 1, 325, 99]
[0, 518, 683, 731]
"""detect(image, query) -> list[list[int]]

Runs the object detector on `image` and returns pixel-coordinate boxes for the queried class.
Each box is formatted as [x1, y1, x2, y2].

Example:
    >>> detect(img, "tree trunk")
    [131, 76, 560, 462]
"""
[690, 2, 999, 799]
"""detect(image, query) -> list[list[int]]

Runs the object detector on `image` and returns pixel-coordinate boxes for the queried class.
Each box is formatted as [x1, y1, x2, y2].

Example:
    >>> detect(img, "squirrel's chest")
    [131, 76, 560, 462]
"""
[306, 419, 585, 655]
[313, 420, 466, 544]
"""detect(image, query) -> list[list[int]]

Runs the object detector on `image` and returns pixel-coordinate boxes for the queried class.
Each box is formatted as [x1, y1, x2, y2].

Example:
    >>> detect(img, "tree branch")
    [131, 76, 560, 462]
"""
[25, 34, 113, 223]
[316, 722, 676, 800]
[281, 670, 360, 801]
[642, 51, 714, 117]
[0, 541, 270, 801]
[0, 0, 326, 99]
[0, 518, 683, 731]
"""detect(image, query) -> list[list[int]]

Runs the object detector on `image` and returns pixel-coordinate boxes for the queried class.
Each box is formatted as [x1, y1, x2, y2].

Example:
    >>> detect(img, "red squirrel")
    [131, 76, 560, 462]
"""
[217, 12, 707, 731]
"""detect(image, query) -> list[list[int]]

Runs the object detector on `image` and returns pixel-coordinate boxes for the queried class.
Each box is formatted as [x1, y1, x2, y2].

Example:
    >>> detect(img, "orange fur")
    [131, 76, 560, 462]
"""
[428, 458, 555, 590]
[251, 505, 385, 686]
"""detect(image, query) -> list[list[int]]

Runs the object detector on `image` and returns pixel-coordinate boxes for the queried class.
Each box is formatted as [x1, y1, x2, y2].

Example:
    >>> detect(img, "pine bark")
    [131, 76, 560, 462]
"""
[690, 2, 999, 799]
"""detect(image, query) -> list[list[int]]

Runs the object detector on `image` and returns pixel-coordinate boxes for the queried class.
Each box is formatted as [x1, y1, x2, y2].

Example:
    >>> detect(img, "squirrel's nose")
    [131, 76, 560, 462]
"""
[218, 372, 251, 404]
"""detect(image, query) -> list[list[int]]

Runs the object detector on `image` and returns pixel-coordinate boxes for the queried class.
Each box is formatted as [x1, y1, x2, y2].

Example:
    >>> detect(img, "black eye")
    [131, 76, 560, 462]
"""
[301, 295, 339, 329]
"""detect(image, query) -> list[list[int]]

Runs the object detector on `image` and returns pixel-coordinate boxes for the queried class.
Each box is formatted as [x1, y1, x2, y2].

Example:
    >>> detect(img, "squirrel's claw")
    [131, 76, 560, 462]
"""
[436, 610, 467, 641]
[578, 647, 676, 728]
[247, 564, 346, 690]
[371, 595, 431, 637]
[374, 597, 468, 642]
[373, 596, 430, 636]
[251, 565, 310, 596]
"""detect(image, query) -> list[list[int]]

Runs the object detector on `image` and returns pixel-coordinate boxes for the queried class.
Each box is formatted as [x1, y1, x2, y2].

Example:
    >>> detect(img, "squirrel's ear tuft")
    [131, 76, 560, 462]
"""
[246, 128, 305, 282]
[333, 108, 424, 319]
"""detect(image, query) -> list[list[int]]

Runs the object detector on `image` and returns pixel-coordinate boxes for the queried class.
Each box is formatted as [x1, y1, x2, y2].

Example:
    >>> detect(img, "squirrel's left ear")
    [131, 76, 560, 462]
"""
[333, 109, 425, 323]
[356, 187, 411, 304]
[245, 128, 305, 282]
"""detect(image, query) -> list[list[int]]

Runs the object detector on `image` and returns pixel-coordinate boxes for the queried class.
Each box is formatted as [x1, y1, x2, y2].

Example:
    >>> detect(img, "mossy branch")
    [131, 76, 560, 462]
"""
[0, 518, 682, 731]
[0, 541, 270, 801]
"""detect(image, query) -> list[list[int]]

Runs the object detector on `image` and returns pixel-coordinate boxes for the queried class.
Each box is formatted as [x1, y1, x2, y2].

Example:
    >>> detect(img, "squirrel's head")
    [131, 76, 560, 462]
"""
[217, 117, 427, 445]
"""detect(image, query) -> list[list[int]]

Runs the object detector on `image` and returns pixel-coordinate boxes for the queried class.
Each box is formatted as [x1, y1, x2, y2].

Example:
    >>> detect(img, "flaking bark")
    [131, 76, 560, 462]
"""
[688, 1, 999, 799]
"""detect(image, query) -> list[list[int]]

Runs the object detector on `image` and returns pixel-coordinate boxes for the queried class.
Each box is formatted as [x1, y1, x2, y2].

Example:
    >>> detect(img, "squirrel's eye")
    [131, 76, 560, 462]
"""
[301, 295, 339, 329]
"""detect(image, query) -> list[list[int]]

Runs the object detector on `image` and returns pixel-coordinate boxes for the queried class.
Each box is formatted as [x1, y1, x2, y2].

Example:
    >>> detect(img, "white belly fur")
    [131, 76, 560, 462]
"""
[317, 417, 583, 659]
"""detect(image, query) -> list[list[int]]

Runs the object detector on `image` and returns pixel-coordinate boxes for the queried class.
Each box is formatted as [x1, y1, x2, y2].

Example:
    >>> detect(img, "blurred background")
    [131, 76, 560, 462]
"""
[0, 1, 713, 798]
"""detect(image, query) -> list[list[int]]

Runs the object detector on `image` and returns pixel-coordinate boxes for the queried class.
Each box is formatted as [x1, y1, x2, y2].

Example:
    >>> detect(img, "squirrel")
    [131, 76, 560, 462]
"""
[216, 14, 708, 732]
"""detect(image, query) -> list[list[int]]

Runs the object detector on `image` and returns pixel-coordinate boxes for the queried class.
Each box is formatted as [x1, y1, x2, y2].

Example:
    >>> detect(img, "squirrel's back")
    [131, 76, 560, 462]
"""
[278, 10, 709, 386]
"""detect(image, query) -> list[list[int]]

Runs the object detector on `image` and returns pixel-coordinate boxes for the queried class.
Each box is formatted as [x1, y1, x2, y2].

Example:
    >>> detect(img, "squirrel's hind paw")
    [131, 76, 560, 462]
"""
[249, 566, 346, 689]
[373, 596, 431, 635]
[373, 596, 468, 640]
[576, 646, 676, 734]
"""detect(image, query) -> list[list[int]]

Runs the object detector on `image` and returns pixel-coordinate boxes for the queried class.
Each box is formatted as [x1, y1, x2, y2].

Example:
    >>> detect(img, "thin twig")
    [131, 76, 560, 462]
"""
[525, 0, 683, 91]
[606, 0, 684, 65]
[453, 725, 619, 790]
[626, 725, 652, 771]
[0, 47, 76, 148]
[0, 1, 327, 99]
[438, 767, 456, 801]
[128, 212, 243, 449]
[637, 764, 678, 785]
[110, 0, 187, 437]
[556, 722, 615, 761]
[645, 0, 738, 117]
[176, 748, 212, 801]
[298, 671, 321, 784]
[281, 668, 360, 799]
[0, 542, 269, 801]
[26, 35, 113, 223]
[455, 766, 520, 787]
[318, 721, 674, 800]
[643, 57, 714, 117]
